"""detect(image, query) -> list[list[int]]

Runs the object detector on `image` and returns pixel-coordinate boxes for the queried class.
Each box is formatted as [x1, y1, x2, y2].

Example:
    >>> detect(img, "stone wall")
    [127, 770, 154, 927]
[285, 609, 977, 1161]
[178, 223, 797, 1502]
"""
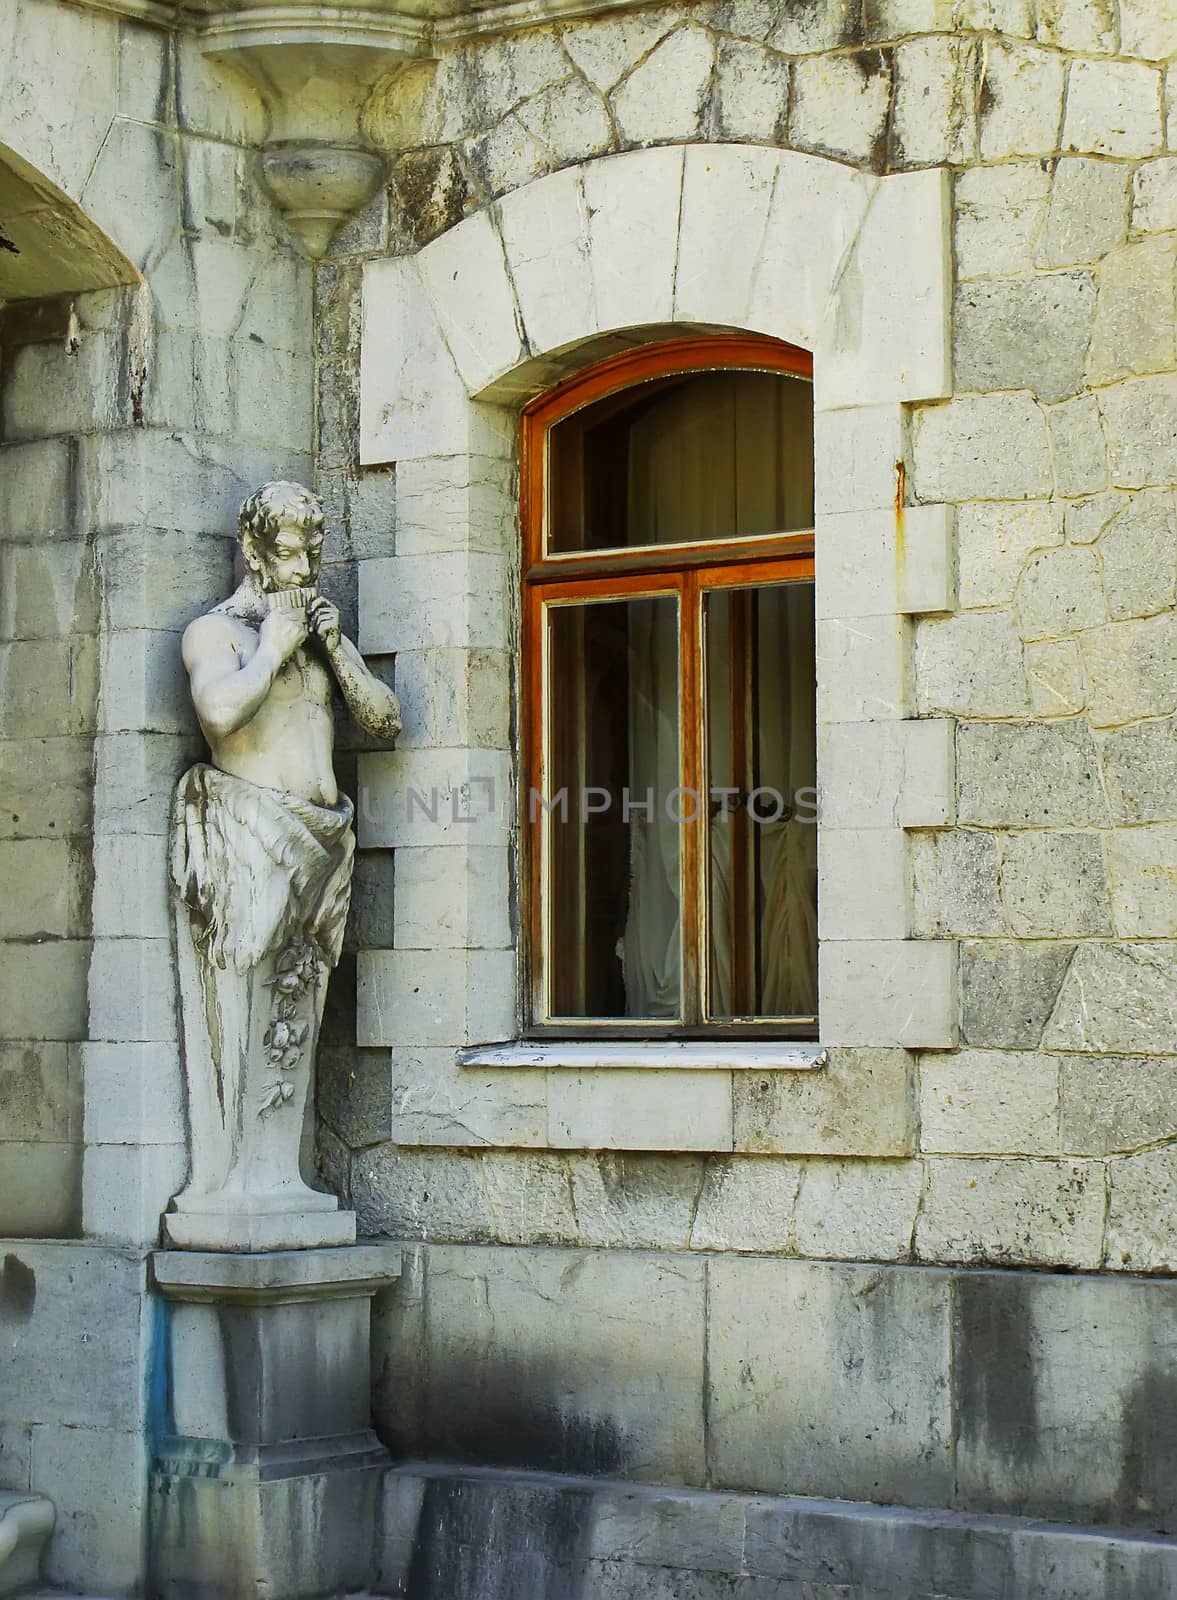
[320, 0, 1177, 1283]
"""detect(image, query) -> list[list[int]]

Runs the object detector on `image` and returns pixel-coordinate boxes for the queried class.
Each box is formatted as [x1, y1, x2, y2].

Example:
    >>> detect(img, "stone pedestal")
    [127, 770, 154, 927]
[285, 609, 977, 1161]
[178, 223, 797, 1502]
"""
[149, 1244, 400, 1600]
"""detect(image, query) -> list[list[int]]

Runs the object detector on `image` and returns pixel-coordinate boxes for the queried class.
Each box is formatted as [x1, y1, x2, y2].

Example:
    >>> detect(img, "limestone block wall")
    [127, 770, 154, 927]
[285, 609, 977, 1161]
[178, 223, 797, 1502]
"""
[321, 0, 1177, 1286]
[0, 0, 315, 1252]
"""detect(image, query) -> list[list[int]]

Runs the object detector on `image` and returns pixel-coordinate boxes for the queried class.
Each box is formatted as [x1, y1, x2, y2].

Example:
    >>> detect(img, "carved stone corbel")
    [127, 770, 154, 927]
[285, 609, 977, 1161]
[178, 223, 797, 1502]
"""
[199, 6, 428, 257]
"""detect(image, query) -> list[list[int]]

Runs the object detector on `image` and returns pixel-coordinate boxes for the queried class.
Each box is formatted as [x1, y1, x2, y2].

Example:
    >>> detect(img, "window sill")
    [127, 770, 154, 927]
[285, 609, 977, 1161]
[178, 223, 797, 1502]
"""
[458, 1041, 828, 1072]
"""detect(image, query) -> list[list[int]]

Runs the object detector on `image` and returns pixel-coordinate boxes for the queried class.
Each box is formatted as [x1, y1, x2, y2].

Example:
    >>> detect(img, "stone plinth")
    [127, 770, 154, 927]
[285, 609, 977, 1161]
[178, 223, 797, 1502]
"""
[149, 1244, 401, 1600]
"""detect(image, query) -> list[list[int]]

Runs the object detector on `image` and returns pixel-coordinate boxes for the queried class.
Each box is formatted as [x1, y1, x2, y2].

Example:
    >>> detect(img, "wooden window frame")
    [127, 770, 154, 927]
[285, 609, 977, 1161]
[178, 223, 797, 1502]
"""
[521, 335, 816, 1040]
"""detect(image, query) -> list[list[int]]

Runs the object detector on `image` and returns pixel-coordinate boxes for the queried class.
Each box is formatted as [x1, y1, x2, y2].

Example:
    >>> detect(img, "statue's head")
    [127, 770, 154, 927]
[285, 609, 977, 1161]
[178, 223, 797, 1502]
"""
[238, 481, 325, 592]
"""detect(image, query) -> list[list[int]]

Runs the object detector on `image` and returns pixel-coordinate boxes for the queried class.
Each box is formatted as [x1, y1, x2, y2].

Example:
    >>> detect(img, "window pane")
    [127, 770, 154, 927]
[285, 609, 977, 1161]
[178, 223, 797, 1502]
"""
[548, 371, 814, 554]
[545, 595, 681, 1020]
[704, 582, 817, 1020]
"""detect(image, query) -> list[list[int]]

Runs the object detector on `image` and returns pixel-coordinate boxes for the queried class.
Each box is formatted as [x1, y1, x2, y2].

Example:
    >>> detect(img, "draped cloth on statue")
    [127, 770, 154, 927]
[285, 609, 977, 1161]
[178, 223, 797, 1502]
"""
[171, 764, 355, 975]
[165, 765, 357, 1250]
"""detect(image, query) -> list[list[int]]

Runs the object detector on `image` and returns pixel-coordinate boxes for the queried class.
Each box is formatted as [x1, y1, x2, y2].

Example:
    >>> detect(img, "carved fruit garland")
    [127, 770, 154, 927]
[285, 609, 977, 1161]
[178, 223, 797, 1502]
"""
[257, 941, 319, 1116]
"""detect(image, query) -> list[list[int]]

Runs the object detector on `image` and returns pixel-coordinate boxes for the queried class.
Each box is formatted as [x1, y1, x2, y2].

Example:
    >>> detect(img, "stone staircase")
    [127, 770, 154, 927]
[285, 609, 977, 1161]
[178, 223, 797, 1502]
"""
[0, 1494, 54, 1597]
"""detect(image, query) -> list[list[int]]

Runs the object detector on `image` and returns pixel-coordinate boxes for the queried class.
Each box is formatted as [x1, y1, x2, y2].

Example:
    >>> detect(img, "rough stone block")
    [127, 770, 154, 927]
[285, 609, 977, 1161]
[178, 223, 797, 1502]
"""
[416, 208, 524, 394]
[1097, 713, 1177, 823]
[955, 162, 1050, 280]
[713, 39, 790, 145]
[789, 49, 891, 166]
[357, 948, 516, 1048]
[393, 454, 513, 559]
[0, 1141, 82, 1238]
[910, 828, 1004, 938]
[919, 1050, 1059, 1156]
[1044, 941, 1177, 1054]
[733, 1047, 915, 1156]
[1133, 156, 1177, 233]
[547, 1070, 733, 1152]
[98, 627, 191, 736]
[570, 1153, 704, 1250]
[390, 1046, 548, 1150]
[0, 637, 97, 738]
[2, 335, 127, 441]
[956, 502, 1062, 610]
[1089, 236, 1177, 387]
[497, 168, 595, 359]
[915, 610, 1031, 718]
[892, 35, 977, 165]
[0, 541, 97, 641]
[1102, 372, 1177, 489]
[91, 830, 171, 941]
[1082, 613, 1177, 727]
[1061, 1054, 1177, 1155]
[1036, 155, 1130, 269]
[1026, 638, 1086, 717]
[1063, 58, 1163, 158]
[82, 1140, 186, 1246]
[819, 939, 956, 1049]
[95, 526, 235, 634]
[1107, 1145, 1177, 1274]
[674, 145, 779, 329]
[0, 737, 93, 840]
[1036, 0, 1116, 51]
[687, 1155, 799, 1252]
[394, 844, 511, 950]
[814, 405, 905, 516]
[583, 146, 684, 334]
[33, 1423, 147, 1595]
[815, 505, 952, 621]
[82, 1041, 183, 1146]
[359, 552, 509, 654]
[793, 1157, 923, 1260]
[0, 839, 88, 940]
[92, 730, 210, 838]
[1000, 830, 1111, 938]
[915, 1157, 1104, 1268]
[957, 720, 1106, 826]
[0, 1040, 79, 1143]
[423, 1243, 707, 1481]
[977, 42, 1065, 161]
[0, 939, 89, 1041]
[954, 272, 1094, 404]
[1105, 823, 1177, 937]
[355, 748, 511, 849]
[708, 1257, 953, 1502]
[393, 647, 511, 751]
[610, 26, 713, 145]
[817, 827, 908, 941]
[86, 936, 177, 1043]
[816, 614, 909, 722]
[1047, 393, 1110, 498]
[1100, 489, 1177, 621]
[0, 1425, 32, 1493]
[912, 393, 1051, 502]
[960, 939, 1074, 1049]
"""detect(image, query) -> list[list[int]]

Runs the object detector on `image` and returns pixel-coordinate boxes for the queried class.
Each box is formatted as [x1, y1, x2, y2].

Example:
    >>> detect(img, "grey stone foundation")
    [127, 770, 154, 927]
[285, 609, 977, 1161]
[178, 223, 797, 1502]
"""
[377, 1464, 1177, 1600]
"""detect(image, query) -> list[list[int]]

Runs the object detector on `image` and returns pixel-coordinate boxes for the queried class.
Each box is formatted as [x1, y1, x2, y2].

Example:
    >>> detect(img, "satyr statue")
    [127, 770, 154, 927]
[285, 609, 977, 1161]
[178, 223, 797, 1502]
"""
[166, 481, 401, 1250]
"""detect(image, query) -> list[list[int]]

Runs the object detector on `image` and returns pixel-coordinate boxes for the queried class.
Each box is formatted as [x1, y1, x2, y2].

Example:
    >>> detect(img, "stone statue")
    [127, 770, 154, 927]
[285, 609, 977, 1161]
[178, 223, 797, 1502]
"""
[166, 481, 401, 1250]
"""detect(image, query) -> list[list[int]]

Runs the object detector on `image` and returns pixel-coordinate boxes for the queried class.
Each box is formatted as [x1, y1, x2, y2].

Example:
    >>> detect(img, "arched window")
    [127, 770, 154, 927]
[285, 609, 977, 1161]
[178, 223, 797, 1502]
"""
[521, 336, 817, 1038]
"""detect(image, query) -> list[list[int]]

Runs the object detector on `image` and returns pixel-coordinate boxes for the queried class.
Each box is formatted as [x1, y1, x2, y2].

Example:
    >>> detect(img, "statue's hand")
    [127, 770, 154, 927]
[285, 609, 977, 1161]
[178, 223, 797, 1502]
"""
[308, 596, 342, 653]
[259, 606, 309, 666]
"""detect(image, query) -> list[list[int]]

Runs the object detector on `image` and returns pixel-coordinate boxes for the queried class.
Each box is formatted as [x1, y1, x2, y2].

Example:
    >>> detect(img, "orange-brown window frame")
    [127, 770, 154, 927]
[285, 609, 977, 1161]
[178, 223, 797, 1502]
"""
[521, 334, 816, 1039]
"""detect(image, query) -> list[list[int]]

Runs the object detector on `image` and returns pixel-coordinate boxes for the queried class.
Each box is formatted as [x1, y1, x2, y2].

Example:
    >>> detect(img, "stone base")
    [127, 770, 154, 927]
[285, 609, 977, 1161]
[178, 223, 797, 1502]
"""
[378, 1464, 1177, 1600]
[162, 1203, 356, 1252]
[149, 1244, 400, 1600]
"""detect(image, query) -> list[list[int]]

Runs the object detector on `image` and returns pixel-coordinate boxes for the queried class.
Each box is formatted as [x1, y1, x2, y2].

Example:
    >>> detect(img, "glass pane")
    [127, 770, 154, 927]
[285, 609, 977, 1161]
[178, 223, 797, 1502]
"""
[704, 582, 817, 1021]
[548, 371, 814, 554]
[545, 595, 681, 1021]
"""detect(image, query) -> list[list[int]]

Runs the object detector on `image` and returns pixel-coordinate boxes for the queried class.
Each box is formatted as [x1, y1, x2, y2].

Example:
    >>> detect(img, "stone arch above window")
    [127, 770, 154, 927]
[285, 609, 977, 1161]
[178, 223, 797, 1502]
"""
[356, 143, 960, 1148]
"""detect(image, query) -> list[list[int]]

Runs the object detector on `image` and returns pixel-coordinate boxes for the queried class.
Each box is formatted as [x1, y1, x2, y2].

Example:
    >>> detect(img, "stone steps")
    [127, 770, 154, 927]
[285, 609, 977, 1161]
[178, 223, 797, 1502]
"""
[0, 1494, 54, 1598]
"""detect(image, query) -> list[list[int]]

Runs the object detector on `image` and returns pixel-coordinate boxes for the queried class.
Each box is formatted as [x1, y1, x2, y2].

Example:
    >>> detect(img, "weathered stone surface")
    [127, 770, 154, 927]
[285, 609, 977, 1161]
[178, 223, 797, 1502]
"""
[425, 1244, 707, 1481]
[688, 1155, 798, 1251]
[610, 26, 712, 145]
[560, 11, 678, 94]
[1099, 490, 1177, 620]
[35, 1422, 147, 1594]
[915, 611, 1030, 718]
[549, 1069, 733, 1153]
[1082, 614, 1177, 727]
[892, 36, 977, 166]
[0, 839, 88, 940]
[1066, 488, 1126, 544]
[1119, 0, 1177, 60]
[1133, 156, 1177, 233]
[516, 77, 613, 165]
[789, 50, 892, 166]
[1107, 1146, 1177, 1272]
[1015, 545, 1105, 640]
[0, 940, 89, 1041]
[770, 0, 862, 52]
[960, 940, 1074, 1048]
[954, 162, 1050, 281]
[920, 1050, 1059, 1156]
[1061, 1054, 1177, 1155]
[353, 1145, 492, 1241]
[957, 501, 1062, 608]
[0, 736, 93, 841]
[1046, 393, 1109, 499]
[708, 1258, 953, 1502]
[0, 637, 97, 738]
[1064, 58, 1164, 158]
[1000, 830, 1111, 938]
[1088, 236, 1177, 388]
[571, 1154, 705, 1250]
[733, 1048, 915, 1156]
[1098, 714, 1177, 823]
[390, 1048, 547, 1150]
[977, 42, 1065, 161]
[915, 1158, 1103, 1268]
[482, 1151, 580, 1245]
[793, 1158, 922, 1260]
[1025, 638, 1086, 717]
[1035, 157, 1129, 269]
[1044, 942, 1177, 1053]
[1102, 373, 1177, 489]
[911, 828, 1004, 938]
[912, 393, 1051, 502]
[0, 1141, 82, 1237]
[958, 720, 1106, 826]
[713, 39, 789, 144]
[1106, 824, 1177, 937]
[0, 1040, 79, 1143]
[1036, 0, 1116, 51]
[953, 273, 1093, 404]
